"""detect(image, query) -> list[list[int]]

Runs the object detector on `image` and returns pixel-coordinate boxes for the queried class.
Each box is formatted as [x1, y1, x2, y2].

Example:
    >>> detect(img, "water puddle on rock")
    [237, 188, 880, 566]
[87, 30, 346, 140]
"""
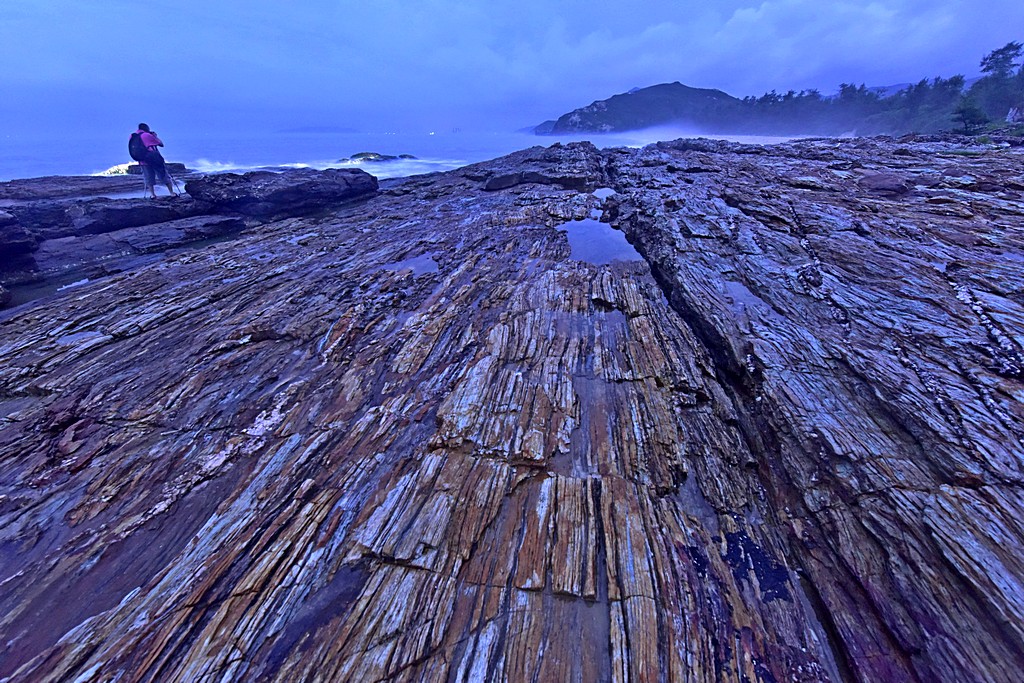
[6, 277, 87, 309]
[558, 218, 642, 265]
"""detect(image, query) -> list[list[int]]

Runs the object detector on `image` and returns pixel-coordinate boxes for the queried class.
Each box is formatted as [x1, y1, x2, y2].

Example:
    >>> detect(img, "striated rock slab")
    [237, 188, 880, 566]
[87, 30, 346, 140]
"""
[0, 137, 1022, 682]
[3, 196, 208, 242]
[0, 167, 376, 307]
[32, 215, 246, 278]
[185, 167, 379, 217]
[0, 174, 142, 201]
[64, 198, 211, 237]
[0, 196, 237, 301]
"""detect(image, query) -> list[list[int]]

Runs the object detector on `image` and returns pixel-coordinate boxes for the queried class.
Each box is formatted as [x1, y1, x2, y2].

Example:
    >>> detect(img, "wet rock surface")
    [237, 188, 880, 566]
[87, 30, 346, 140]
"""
[0, 168, 378, 303]
[32, 215, 247, 282]
[0, 175, 204, 291]
[0, 136, 1022, 682]
[0, 174, 142, 201]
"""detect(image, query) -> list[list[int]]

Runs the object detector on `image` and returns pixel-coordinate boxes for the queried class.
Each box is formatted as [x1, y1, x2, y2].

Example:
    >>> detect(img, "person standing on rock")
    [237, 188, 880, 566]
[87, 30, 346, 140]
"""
[130, 123, 178, 198]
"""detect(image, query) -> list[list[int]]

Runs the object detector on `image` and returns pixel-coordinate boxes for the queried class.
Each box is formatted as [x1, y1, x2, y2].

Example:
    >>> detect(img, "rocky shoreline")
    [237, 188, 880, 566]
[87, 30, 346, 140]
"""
[1, 135, 1023, 681]
[0, 168, 377, 308]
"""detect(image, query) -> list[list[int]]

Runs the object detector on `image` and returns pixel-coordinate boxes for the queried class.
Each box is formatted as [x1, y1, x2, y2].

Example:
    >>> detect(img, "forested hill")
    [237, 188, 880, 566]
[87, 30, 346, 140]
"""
[539, 41, 1024, 136]
[535, 82, 741, 134]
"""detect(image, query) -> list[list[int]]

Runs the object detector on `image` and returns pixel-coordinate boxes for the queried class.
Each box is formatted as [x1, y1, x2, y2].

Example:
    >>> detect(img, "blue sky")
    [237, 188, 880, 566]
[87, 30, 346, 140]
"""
[1, 0, 1021, 134]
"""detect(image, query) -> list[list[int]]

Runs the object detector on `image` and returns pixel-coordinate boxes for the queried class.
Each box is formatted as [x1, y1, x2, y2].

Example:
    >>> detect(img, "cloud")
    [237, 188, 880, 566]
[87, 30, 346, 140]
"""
[1, 0, 1022, 132]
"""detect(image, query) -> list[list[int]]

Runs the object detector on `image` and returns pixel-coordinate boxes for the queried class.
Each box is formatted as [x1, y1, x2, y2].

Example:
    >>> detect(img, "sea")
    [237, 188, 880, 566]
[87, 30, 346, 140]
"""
[0, 127, 796, 182]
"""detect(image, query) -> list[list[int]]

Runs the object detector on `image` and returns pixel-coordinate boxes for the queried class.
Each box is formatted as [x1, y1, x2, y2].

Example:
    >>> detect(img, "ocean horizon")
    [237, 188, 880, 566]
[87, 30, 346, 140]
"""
[0, 127, 799, 182]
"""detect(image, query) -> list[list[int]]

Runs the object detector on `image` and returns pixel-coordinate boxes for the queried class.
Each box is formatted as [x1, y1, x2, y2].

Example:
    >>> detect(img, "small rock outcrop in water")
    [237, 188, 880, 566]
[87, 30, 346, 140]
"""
[344, 152, 418, 162]
[1, 136, 1023, 682]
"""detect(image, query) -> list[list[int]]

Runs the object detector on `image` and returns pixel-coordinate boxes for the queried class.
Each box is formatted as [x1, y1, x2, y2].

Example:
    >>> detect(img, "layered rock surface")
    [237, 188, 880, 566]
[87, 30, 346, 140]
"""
[184, 168, 379, 217]
[0, 137, 1022, 682]
[0, 168, 378, 306]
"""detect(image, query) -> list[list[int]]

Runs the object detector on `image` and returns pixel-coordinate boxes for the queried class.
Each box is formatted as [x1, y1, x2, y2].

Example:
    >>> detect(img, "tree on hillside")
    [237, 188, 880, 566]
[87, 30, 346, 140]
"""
[879, 76, 966, 133]
[980, 41, 1023, 80]
[971, 41, 1024, 119]
[952, 97, 989, 134]
[830, 83, 882, 132]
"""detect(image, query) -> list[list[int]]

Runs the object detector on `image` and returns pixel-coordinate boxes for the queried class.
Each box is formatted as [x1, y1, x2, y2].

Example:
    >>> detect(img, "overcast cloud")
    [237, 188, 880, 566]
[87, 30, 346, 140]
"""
[1, 0, 1021, 133]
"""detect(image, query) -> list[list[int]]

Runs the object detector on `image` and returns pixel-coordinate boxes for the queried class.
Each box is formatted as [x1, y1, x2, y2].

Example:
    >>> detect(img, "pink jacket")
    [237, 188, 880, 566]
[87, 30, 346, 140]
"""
[138, 130, 163, 149]
[135, 130, 163, 165]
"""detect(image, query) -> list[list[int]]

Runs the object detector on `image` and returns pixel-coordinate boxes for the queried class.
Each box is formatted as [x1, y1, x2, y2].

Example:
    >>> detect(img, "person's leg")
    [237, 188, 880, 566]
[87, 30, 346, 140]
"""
[153, 165, 177, 196]
[141, 164, 157, 198]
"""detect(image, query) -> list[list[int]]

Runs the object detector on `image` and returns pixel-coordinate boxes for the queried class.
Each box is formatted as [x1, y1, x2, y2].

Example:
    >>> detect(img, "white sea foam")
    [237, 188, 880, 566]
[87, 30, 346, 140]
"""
[328, 157, 467, 179]
[188, 159, 251, 173]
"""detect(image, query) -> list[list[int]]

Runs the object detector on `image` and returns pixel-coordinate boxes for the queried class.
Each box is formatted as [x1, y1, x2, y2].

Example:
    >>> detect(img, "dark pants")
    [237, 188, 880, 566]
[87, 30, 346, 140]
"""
[141, 157, 168, 189]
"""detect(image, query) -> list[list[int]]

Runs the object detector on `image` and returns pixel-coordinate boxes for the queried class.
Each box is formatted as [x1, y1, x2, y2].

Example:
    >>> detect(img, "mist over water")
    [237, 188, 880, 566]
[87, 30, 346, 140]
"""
[0, 126, 798, 182]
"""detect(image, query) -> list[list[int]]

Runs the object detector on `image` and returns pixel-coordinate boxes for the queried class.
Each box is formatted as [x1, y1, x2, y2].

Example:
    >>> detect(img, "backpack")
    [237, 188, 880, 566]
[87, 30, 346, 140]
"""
[128, 132, 150, 162]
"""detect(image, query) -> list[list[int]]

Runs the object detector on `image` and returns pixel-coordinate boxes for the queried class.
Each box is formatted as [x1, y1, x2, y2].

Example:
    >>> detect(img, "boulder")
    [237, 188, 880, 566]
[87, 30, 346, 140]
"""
[858, 172, 911, 196]
[483, 168, 595, 192]
[479, 142, 604, 192]
[184, 168, 378, 217]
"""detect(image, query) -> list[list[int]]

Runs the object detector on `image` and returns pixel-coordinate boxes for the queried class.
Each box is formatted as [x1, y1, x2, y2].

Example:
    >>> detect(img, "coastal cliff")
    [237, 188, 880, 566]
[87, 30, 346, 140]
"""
[1, 135, 1023, 682]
